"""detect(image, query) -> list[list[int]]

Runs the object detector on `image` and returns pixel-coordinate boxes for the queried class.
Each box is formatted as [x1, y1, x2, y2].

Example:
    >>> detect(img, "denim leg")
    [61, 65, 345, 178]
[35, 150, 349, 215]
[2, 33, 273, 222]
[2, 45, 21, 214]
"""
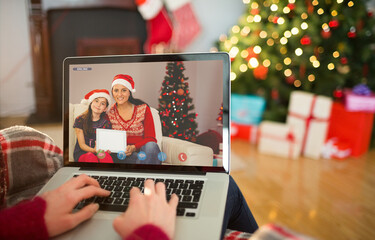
[136, 142, 161, 165]
[221, 175, 258, 239]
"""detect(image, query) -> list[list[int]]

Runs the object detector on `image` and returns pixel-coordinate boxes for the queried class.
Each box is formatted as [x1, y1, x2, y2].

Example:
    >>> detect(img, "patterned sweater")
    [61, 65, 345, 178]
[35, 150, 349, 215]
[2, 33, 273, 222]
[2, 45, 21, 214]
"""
[0, 197, 170, 240]
[107, 104, 157, 150]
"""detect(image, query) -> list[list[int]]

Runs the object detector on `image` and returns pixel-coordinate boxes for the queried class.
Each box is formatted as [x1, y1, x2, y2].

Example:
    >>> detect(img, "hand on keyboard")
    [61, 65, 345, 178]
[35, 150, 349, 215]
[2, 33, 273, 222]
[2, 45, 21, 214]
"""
[40, 174, 111, 237]
[113, 179, 179, 239]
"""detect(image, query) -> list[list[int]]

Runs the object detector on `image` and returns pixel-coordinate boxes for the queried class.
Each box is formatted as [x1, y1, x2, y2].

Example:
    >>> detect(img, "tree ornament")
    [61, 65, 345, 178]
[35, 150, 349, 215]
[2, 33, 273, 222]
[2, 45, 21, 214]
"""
[347, 27, 356, 38]
[321, 29, 331, 39]
[329, 19, 339, 28]
[273, 16, 279, 24]
[337, 65, 350, 74]
[300, 35, 311, 45]
[246, 47, 258, 60]
[287, 3, 295, 11]
[253, 65, 268, 80]
[271, 89, 279, 100]
[347, 31, 356, 38]
[251, 8, 259, 15]
[177, 88, 185, 95]
[340, 57, 348, 65]
[333, 88, 343, 99]
[286, 75, 296, 84]
[363, 64, 369, 77]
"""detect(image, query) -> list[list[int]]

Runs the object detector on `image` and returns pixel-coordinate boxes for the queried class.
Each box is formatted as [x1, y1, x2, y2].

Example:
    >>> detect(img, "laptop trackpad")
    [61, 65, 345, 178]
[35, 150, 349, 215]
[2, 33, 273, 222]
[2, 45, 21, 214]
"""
[55, 218, 121, 240]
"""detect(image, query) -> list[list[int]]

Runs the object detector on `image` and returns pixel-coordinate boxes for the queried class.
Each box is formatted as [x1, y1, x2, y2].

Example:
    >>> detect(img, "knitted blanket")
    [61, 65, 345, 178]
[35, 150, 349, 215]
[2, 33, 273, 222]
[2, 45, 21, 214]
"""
[0, 126, 63, 208]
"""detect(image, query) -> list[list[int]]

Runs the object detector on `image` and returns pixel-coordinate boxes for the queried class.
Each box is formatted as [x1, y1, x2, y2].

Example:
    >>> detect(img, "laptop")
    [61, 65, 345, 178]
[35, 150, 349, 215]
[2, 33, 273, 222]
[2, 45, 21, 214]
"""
[38, 52, 231, 240]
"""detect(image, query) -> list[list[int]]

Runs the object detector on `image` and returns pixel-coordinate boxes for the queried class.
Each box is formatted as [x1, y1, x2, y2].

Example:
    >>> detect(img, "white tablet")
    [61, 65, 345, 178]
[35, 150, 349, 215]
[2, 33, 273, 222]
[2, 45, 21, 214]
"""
[96, 129, 127, 153]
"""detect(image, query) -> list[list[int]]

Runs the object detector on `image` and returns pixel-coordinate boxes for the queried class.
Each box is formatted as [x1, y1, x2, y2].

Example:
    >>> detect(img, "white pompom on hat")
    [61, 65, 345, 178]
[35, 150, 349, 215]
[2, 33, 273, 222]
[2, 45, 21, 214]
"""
[81, 89, 111, 106]
[112, 74, 136, 93]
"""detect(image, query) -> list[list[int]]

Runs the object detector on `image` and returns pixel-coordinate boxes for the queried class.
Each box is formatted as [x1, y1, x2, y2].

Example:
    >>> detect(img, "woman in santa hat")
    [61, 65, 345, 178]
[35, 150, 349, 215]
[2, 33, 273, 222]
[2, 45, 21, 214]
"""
[73, 89, 113, 163]
[108, 74, 161, 165]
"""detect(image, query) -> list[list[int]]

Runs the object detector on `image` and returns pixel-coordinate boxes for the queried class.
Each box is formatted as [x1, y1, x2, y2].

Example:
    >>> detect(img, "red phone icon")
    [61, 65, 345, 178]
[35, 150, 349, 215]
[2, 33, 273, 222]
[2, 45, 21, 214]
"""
[178, 153, 187, 162]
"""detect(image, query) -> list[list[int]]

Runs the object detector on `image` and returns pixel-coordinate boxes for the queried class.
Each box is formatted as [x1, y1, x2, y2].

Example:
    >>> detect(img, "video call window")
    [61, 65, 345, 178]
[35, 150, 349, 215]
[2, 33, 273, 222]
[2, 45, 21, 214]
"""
[68, 60, 224, 167]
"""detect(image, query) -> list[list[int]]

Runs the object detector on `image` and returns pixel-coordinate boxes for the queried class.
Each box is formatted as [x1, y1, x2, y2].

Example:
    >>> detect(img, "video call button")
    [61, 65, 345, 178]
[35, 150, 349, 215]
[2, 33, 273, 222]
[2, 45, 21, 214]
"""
[178, 153, 187, 162]
[138, 151, 147, 161]
[117, 151, 126, 160]
[158, 152, 167, 162]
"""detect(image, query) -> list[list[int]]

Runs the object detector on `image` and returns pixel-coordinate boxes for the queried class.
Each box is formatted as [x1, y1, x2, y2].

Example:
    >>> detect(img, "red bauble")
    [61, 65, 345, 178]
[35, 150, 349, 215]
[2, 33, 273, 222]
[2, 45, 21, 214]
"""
[368, 11, 373, 17]
[271, 89, 279, 100]
[300, 35, 311, 45]
[253, 65, 268, 80]
[333, 89, 343, 98]
[286, 75, 296, 84]
[246, 47, 258, 61]
[340, 57, 348, 65]
[329, 19, 340, 28]
[321, 29, 331, 39]
[251, 8, 259, 15]
[273, 16, 279, 24]
[347, 31, 356, 38]
[177, 89, 184, 95]
[287, 3, 295, 10]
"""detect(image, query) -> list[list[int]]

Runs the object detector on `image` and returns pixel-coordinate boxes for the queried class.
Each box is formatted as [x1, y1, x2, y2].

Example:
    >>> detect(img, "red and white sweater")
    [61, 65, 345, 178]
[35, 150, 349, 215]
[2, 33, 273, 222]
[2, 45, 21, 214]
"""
[107, 104, 157, 150]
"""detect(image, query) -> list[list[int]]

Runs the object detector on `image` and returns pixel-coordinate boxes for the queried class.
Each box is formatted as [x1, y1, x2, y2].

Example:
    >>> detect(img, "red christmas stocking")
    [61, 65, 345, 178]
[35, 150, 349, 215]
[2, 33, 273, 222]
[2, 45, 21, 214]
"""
[136, 0, 173, 53]
[164, 0, 201, 50]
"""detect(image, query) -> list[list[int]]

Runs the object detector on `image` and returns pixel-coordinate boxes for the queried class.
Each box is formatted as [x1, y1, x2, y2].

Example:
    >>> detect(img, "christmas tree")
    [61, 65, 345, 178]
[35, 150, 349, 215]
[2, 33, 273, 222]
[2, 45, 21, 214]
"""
[218, 0, 375, 121]
[158, 61, 199, 141]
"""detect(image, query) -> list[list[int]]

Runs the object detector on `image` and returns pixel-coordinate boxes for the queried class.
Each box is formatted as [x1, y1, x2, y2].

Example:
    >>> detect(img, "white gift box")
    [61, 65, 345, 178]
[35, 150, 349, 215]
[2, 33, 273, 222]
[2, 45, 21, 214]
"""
[287, 91, 332, 159]
[258, 121, 301, 159]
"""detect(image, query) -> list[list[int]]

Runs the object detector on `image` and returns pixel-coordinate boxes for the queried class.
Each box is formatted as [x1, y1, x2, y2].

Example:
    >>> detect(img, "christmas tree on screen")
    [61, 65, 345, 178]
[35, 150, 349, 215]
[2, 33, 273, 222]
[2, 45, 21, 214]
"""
[158, 62, 199, 142]
[218, 0, 375, 121]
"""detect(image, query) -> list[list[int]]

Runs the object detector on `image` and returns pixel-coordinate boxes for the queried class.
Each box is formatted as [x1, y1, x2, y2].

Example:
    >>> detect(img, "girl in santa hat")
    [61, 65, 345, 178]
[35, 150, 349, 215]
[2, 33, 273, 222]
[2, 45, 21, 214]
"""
[108, 74, 161, 165]
[73, 89, 113, 163]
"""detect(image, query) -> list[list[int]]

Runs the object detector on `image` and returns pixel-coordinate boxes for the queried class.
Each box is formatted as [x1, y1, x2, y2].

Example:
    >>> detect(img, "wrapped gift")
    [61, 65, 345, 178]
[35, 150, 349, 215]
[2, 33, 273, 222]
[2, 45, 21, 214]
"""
[258, 121, 301, 159]
[321, 137, 351, 160]
[230, 122, 258, 144]
[287, 91, 332, 159]
[345, 84, 375, 112]
[231, 94, 266, 125]
[326, 102, 374, 157]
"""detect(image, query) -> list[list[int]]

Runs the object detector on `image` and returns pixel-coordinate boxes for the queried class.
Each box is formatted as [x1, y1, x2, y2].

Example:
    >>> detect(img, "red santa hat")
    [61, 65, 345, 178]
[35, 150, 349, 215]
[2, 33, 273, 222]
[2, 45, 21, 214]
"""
[81, 89, 111, 106]
[111, 74, 136, 93]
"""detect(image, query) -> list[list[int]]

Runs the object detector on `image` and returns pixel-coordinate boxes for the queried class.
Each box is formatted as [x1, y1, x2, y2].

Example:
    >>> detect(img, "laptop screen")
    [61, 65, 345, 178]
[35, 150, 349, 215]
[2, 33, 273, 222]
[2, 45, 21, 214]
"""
[63, 53, 230, 173]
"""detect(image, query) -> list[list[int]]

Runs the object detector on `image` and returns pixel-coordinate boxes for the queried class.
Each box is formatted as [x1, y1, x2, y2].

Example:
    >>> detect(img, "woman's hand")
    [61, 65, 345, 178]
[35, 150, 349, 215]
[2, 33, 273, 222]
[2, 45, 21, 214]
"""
[113, 180, 178, 239]
[125, 145, 137, 156]
[41, 174, 111, 237]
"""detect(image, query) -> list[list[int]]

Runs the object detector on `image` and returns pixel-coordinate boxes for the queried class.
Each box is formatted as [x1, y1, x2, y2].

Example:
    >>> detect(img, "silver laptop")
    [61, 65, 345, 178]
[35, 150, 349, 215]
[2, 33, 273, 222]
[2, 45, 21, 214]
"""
[38, 52, 231, 240]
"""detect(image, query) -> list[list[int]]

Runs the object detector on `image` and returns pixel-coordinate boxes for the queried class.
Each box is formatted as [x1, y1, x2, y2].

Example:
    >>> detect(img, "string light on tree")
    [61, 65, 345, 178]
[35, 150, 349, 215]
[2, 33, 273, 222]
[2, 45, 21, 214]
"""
[218, 0, 375, 121]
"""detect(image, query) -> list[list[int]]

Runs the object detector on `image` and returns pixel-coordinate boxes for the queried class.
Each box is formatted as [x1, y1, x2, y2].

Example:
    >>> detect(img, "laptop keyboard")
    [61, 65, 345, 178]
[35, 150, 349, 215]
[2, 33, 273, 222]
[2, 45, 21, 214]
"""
[74, 175, 205, 217]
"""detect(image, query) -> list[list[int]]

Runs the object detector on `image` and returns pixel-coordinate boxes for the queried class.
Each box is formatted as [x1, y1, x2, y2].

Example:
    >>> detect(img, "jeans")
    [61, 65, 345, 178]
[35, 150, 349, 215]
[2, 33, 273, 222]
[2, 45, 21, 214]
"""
[221, 176, 259, 238]
[112, 142, 161, 165]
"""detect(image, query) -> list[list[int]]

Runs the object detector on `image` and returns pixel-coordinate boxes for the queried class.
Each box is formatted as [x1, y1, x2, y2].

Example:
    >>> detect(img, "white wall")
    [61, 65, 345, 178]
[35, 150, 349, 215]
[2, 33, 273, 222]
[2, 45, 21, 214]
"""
[0, 0, 245, 118]
[186, 0, 245, 52]
[0, 0, 35, 117]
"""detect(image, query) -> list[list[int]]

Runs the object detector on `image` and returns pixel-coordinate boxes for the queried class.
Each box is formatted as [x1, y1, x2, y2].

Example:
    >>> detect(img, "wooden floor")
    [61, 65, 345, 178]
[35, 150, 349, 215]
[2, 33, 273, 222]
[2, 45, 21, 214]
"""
[231, 140, 375, 240]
